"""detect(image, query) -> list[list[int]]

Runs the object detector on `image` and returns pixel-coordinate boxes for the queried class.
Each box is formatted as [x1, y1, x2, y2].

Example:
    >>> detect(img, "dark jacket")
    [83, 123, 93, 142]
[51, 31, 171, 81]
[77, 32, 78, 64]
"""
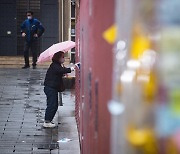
[44, 62, 71, 92]
[21, 18, 45, 42]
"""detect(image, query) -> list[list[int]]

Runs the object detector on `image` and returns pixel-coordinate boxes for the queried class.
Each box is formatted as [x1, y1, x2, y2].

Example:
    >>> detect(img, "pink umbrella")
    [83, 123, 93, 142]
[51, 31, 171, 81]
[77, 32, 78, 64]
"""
[37, 41, 75, 63]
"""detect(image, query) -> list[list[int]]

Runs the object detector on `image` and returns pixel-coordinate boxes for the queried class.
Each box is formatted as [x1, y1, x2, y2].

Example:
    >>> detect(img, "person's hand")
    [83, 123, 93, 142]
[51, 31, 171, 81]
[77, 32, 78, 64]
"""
[71, 67, 75, 71]
[34, 34, 38, 37]
[22, 33, 26, 37]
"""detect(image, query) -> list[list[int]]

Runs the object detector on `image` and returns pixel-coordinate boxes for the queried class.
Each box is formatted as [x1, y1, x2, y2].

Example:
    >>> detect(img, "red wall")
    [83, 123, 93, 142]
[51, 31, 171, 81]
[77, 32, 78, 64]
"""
[75, 0, 115, 153]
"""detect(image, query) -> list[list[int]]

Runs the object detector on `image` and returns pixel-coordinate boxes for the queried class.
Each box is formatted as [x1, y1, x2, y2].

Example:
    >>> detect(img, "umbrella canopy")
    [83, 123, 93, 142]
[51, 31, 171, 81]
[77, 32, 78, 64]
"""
[37, 41, 75, 63]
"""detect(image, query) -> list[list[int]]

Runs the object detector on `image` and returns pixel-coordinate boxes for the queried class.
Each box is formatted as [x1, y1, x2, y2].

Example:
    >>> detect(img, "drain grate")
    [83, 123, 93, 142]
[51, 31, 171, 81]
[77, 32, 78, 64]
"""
[36, 143, 59, 150]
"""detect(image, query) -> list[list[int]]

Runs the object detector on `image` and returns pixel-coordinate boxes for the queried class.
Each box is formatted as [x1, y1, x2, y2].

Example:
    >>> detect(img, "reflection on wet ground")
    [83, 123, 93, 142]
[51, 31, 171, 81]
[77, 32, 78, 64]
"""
[0, 68, 60, 154]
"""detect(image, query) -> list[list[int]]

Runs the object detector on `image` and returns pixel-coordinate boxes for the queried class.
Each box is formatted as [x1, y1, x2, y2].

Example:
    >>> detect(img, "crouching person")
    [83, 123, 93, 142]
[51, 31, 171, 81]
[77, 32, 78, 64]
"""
[43, 51, 75, 128]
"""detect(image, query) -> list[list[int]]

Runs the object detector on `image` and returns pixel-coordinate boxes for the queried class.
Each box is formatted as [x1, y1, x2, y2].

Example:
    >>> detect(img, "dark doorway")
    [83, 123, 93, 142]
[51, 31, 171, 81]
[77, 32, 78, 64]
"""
[0, 0, 17, 56]
[0, 0, 59, 56]
[40, 0, 59, 51]
[16, 0, 41, 55]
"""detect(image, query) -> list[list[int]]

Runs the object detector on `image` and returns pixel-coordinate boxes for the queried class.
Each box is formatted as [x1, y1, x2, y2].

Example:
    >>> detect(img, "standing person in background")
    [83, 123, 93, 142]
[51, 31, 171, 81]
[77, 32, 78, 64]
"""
[43, 51, 75, 128]
[21, 10, 45, 69]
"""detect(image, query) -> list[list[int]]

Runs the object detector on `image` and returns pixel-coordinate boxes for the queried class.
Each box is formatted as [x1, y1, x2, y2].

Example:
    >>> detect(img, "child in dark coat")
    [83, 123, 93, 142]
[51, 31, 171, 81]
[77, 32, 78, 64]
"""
[43, 51, 74, 128]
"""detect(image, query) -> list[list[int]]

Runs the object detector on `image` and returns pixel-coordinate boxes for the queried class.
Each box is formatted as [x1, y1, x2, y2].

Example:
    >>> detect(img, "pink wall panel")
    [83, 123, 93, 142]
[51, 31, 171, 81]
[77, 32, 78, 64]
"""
[75, 0, 115, 153]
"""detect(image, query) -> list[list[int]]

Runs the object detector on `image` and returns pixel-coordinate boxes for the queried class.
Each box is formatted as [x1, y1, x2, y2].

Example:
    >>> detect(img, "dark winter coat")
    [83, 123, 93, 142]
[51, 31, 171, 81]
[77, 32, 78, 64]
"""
[44, 62, 71, 92]
[21, 18, 45, 42]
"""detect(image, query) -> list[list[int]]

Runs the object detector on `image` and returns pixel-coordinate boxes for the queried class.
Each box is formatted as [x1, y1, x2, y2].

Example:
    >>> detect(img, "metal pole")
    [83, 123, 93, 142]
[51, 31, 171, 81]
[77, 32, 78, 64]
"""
[59, 92, 63, 106]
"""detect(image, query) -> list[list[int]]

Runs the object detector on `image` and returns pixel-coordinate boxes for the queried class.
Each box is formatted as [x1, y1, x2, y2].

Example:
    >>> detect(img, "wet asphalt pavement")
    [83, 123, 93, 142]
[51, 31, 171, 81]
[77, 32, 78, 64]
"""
[0, 68, 80, 154]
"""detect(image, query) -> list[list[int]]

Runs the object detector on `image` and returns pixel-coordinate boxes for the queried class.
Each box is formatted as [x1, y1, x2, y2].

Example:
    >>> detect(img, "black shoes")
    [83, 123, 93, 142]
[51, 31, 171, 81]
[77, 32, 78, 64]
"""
[22, 65, 30, 69]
